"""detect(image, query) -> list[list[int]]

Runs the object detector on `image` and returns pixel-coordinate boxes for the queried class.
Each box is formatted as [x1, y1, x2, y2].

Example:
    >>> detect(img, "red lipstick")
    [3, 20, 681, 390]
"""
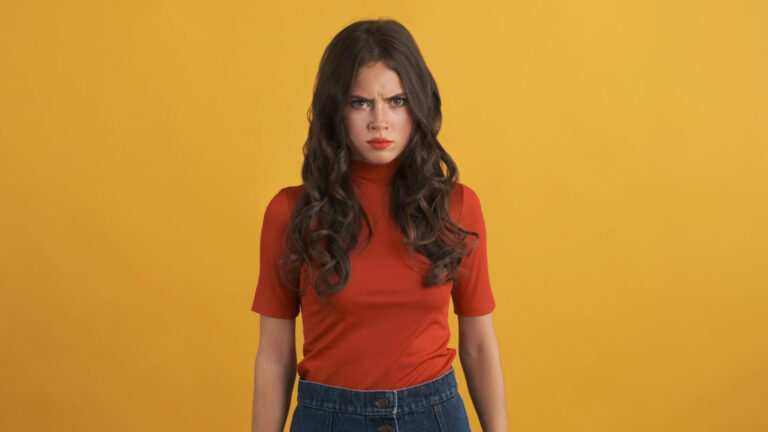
[367, 137, 393, 150]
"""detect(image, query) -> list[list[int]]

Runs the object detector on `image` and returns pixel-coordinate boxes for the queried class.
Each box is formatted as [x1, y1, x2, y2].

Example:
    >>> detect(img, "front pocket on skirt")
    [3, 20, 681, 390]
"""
[433, 394, 472, 432]
[289, 404, 332, 432]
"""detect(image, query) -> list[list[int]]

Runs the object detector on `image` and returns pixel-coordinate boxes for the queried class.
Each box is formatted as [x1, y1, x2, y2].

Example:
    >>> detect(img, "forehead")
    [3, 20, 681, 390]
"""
[349, 61, 405, 94]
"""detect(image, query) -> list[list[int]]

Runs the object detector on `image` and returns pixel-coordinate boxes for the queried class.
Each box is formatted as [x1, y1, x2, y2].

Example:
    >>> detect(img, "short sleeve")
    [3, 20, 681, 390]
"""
[251, 188, 301, 319]
[452, 184, 496, 316]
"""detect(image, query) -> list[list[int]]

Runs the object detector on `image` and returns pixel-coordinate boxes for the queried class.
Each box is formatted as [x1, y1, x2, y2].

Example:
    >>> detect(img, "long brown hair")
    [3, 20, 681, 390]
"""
[278, 19, 479, 304]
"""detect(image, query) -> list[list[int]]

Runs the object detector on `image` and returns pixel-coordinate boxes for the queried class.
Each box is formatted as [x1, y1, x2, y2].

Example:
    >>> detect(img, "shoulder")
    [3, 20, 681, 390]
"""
[262, 184, 306, 221]
[281, 184, 306, 207]
[449, 182, 484, 224]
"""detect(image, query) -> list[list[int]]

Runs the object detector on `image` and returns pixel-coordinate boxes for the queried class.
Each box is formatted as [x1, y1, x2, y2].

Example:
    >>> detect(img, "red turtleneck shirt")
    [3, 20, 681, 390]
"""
[251, 156, 495, 390]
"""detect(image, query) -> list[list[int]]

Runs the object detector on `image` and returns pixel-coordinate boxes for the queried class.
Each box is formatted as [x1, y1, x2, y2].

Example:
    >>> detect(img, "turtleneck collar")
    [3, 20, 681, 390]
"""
[348, 155, 402, 188]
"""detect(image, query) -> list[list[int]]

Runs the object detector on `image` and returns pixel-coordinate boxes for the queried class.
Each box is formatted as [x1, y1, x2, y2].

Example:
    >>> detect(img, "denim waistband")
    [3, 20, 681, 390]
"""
[296, 366, 459, 415]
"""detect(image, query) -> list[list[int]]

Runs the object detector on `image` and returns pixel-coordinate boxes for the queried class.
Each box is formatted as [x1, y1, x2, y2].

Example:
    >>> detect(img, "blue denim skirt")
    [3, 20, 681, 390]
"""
[289, 366, 471, 432]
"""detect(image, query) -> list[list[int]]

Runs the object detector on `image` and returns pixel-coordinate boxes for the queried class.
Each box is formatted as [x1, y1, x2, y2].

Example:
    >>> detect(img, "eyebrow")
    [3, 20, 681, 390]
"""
[349, 93, 407, 101]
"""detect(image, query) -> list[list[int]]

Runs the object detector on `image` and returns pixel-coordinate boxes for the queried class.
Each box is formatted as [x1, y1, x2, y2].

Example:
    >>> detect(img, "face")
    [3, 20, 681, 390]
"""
[343, 61, 413, 164]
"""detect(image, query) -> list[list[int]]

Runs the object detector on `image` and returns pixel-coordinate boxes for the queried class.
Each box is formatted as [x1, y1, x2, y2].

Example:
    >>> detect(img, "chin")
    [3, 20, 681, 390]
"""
[351, 144, 404, 164]
[369, 154, 398, 164]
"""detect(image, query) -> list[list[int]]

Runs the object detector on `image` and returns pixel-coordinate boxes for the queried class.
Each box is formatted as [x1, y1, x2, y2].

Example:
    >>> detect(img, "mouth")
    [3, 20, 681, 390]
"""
[366, 137, 392, 150]
[367, 138, 393, 150]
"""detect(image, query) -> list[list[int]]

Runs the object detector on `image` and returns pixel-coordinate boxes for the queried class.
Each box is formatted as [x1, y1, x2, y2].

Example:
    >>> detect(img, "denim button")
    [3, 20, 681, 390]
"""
[375, 397, 389, 408]
[377, 425, 392, 432]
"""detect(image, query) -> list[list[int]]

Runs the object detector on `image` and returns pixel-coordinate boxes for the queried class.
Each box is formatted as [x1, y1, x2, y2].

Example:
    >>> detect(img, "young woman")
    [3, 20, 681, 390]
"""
[251, 19, 507, 432]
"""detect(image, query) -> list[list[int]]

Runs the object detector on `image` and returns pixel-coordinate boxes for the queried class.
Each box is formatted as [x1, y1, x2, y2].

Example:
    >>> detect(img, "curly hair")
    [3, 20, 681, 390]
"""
[276, 18, 479, 304]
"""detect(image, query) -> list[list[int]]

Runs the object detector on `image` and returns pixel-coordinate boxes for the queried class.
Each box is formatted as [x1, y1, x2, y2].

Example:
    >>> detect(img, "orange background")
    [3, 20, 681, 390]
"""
[1, 1, 767, 431]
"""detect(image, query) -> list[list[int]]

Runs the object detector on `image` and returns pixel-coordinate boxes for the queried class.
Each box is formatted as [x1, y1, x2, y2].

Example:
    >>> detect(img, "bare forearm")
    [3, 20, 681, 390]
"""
[459, 346, 508, 432]
[251, 356, 296, 432]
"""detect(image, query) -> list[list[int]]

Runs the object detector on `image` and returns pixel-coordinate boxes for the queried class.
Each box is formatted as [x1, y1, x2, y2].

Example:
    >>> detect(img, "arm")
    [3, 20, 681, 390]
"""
[252, 315, 297, 432]
[458, 313, 508, 432]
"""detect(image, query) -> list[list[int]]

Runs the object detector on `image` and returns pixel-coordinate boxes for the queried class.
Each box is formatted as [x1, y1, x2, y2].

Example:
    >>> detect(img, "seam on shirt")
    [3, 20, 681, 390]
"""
[280, 187, 303, 317]
[458, 183, 467, 227]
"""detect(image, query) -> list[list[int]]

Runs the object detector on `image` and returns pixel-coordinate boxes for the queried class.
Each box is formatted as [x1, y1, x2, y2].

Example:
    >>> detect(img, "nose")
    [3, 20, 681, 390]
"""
[368, 102, 389, 131]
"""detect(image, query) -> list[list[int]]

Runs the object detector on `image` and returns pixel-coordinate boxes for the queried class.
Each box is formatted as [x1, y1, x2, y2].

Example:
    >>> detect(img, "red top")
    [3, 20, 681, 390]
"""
[251, 156, 496, 390]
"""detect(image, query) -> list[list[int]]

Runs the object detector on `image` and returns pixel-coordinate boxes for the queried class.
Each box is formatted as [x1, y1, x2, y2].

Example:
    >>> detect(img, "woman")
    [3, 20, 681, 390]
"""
[251, 19, 507, 432]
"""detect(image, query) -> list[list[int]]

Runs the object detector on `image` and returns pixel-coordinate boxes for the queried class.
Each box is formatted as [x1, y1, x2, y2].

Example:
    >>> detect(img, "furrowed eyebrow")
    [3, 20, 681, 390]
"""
[349, 93, 407, 101]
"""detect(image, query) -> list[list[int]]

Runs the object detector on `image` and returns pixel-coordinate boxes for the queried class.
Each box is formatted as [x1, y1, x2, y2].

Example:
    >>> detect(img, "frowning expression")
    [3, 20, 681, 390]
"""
[343, 61, 413, 164]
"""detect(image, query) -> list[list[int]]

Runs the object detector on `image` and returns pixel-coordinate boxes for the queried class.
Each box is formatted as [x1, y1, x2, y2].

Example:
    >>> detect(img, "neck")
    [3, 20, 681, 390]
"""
[348, 156, 402, 188]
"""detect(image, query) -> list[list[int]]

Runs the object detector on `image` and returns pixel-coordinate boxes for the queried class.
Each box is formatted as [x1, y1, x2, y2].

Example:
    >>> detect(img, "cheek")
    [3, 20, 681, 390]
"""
[400, 108, 413, 126]
[399, 112, 414, 134]
[344, 113, 363, 137]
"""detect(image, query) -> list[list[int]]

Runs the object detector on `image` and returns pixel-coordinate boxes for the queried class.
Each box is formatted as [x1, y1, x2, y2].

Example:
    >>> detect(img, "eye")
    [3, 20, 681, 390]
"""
[391, 97, 407, 107]
[350, 99, 368, 109]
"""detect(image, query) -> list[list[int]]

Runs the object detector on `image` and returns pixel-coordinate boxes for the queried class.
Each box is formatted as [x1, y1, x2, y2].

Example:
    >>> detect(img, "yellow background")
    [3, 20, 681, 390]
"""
[1, 1, 766, 431]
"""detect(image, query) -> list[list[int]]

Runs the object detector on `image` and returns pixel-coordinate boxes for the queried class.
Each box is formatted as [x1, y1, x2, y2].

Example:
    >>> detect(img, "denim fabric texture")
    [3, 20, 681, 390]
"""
[289, 366, 472, 432]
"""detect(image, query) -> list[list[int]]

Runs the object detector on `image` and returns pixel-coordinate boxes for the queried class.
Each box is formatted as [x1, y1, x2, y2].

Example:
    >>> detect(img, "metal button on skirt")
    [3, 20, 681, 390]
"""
[289, 366, 472, 432]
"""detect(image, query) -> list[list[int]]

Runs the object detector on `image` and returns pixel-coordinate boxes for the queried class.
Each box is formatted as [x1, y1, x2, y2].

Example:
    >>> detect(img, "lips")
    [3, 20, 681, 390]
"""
[366, 137, 393, 150]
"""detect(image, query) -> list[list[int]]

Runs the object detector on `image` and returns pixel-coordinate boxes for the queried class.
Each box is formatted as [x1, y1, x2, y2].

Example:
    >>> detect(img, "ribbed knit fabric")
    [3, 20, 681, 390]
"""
[252, 156, 495, 390]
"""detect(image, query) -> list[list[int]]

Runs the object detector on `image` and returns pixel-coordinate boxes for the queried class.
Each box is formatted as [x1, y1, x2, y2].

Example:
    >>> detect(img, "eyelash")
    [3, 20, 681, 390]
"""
[350, 97, 408, 109]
